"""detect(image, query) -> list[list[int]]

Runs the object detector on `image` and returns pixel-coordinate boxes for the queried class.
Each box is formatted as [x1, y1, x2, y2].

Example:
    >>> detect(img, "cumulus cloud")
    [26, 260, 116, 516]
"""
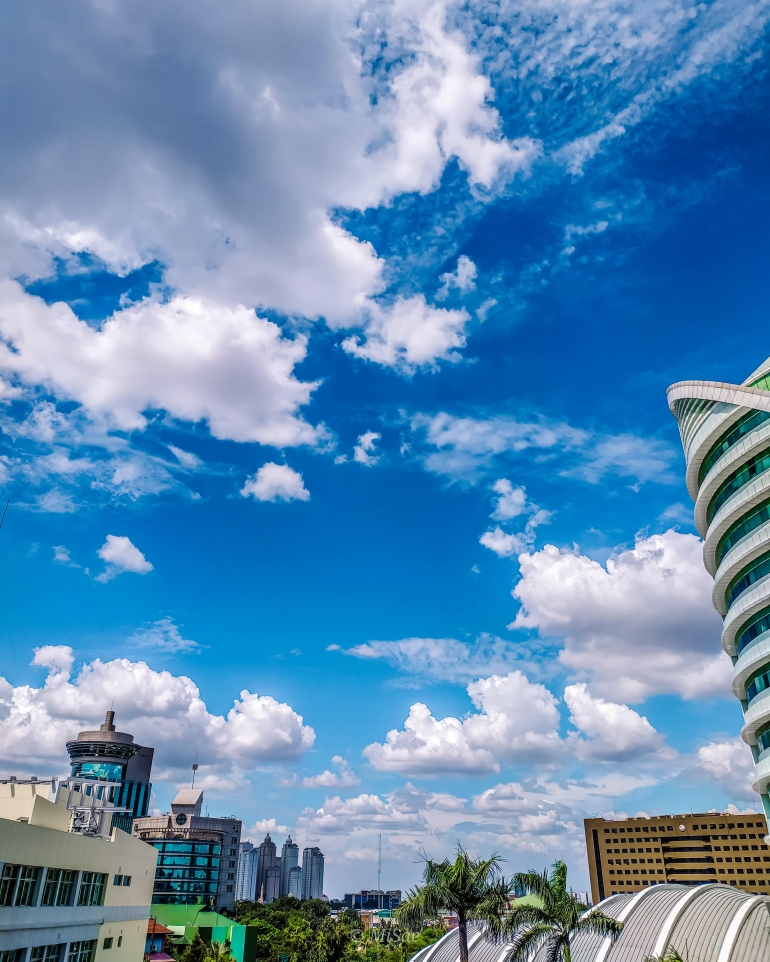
[696, 738, 755, 795]
[480, 479, 552, 557]
[303, 756, 361, 789]
[241, 463, 310, 502]
[0, 647, 315, 779]
[246, 818, 290, 839]
[564, 683, 671, 762]
[52, 545, 80, 568]
[340, 634, 533, 684]
[353, 432, 381, 467]
[363, 670, 562, 776]
[512, 530, 730, 702]
[95, 534, 153, 582]
[298, 792, 427, 835]
[128, 617, 201, 654]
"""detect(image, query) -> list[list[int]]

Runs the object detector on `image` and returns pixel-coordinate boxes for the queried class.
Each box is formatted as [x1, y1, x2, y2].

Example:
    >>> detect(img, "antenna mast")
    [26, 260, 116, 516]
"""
[191, 756, 199, 789]
[377, 834, 382, 892]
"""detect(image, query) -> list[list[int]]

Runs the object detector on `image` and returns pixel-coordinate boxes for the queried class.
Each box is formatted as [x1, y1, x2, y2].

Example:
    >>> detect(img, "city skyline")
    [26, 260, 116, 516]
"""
[0, 0, 768, 899]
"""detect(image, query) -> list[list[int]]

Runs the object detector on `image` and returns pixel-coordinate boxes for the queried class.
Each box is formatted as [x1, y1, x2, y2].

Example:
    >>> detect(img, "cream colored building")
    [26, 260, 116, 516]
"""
[0, 777, 158, 962]
[585, 811, 770, 904]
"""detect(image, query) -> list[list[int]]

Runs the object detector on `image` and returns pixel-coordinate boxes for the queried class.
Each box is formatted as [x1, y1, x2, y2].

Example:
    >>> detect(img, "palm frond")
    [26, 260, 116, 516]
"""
[506, 923, 555, 962]
[572, 909, 623, 940]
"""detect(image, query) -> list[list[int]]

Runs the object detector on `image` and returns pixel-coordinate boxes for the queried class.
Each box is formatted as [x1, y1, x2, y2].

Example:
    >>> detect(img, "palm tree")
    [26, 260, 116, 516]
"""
[395, 847, 510, 962]
[502, 861, 622, 962]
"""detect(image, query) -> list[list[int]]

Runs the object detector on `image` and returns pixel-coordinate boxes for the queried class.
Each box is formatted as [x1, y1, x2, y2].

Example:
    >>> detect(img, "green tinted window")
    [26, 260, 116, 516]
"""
[700, 410, 770, 485]
[709, 449, 770, 523]
[717, 498, 770, 566]
[727, 552, 770, 609]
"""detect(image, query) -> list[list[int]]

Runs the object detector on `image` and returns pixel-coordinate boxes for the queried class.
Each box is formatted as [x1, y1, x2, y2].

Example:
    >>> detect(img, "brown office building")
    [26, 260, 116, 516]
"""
[585, 812, 770, 904]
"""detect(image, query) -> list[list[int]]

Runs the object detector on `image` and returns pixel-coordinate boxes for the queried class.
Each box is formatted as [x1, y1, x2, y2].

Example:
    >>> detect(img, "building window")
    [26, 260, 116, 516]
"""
[226, 885, 233, 892]
[77, 872, 106, 906]
[30, 946, 65, 962]
[67, 942, 96, 962]
[117, 939, 122, 948]
[42, 869, 76, 907]
[0, 951, 24, 962]
[0, 864, 40, 906]
[103, 940, 113, 951]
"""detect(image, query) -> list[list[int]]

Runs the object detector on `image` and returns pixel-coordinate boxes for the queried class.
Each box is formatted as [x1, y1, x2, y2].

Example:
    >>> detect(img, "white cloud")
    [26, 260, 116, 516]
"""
[0, 647, 315, 777]
[564, 683, 670, 762]
[696, 738, 755, 793]
[363, 670, 562, 776]
[342, 296, 470, 374]
[339, 634, 532, 684]
[52, 545, 80, 568]
[303, 756, 361, 789]
[241, 462, 310, 502]
[512, 530, 730, 702]
[297, 792, 427, 835]
[353, 432, 381, 467]
[480, 480, 552, 557]
[245, 818, 291, 840]
[566, 434, 678, 487]
[128, 617, 201, 654]
[95, 534, 153, 583]
[436, 255, 477, 301]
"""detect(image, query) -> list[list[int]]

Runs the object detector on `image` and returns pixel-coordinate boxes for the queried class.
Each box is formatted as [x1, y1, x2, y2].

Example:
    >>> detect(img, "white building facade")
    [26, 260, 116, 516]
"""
[0, 777, 158, 962]
[669, 358, 770, 825]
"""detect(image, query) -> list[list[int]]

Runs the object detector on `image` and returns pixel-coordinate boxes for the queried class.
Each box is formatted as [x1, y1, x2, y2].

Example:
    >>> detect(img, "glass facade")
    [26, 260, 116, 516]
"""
[747, 667, 770, 706]
[708, 448, 770, 523]
[42, 869, 76, 907]
[757, 722, 770, 755]
[0, 865, 40, 907]
[736, 607, 770, 655]
[699, 409, 770, 485]
[717, 498, 770, 566]
[77, 872, 105, 907]
[727, 551, 770, 609]
[150, 840, 222, 905]
[71, 762, 125, 781]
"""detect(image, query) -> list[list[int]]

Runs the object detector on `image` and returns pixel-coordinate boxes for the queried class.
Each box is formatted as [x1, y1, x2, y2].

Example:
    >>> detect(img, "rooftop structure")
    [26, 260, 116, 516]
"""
[65, 711, 153, 832]
[585, 812, 770, 903]
[132, 788, 241, 913]
[668, 360, 770, 825]
[0, 777, 158, 962]
[343, 889, 400, 911]
[410, 887, 770, 962]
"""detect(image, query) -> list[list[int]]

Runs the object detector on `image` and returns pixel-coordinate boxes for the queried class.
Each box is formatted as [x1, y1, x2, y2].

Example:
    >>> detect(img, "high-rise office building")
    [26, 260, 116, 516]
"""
[280, 836, 299, 897]
[668, 361, 770, 826]
[255, 833, 278, 902]
[235, 841, 259, 902]
[65, 710, 153, 831]
[287, 865, 302, 899]
[132, 788, 242, 912]
[301, 846, 324, 900]
[585, 812, 770, 903]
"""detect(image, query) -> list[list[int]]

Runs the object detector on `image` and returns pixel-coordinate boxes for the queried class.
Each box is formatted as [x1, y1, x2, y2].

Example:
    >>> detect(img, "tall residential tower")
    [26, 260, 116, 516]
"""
[668, 359, 770, 826]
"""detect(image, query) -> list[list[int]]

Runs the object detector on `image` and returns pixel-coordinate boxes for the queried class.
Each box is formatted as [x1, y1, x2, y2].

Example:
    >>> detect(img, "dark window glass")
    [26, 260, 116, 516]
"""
[67, 942, 96, 962]
[737, 608, 770, 655]
[727, 552, 770, 609]
[42, 868, 76, 907]
[747, 669, 770, 706]
[77, 872, 106, 906]
[700, 411, 770, 485]
[709, 447, 770, 523]
[717, 499, 770, 566]
[2, 865, 40, 906]
[30, 946, 64, 962]
[0, 864, 19, 906]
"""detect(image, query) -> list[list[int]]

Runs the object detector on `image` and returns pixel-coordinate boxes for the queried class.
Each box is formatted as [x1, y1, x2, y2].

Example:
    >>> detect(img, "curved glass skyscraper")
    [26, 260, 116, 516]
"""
[668, 358, 770, 826]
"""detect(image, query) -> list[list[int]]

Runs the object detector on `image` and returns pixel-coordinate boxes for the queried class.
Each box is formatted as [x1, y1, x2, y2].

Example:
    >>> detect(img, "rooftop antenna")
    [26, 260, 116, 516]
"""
[377, 833, 382, 892]
[0, 501, 9, 530]
[191, 756, 199, 789]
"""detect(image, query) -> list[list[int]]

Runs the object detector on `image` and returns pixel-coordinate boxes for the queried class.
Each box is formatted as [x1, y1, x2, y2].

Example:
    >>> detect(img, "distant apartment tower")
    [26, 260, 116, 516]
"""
[65, 710, 153, 831]
[280, 836, 299, 898]
[301, 847, 324, 900]
[255, 833, 278, 903]
[288, 865, 302, 899]
[585, 812, 770, 903]
[133, 788, 241, 912]
[235, 841, 259, 902]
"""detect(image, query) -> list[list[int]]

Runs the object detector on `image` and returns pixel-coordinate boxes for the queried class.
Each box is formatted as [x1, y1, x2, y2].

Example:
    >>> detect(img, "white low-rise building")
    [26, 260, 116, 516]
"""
[0, 777, 158, 962]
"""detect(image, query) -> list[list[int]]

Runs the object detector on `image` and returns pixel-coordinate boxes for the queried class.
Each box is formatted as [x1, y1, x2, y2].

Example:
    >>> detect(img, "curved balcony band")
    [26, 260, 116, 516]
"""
[668, 357, 770, 828]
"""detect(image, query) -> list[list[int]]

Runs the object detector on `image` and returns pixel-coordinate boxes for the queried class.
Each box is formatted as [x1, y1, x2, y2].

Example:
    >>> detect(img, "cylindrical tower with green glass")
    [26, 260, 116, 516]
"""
[668, 358, 770, 829]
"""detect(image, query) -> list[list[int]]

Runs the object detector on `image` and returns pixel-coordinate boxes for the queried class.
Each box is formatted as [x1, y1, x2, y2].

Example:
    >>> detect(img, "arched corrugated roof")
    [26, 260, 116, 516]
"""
[408, 884, 770, 962]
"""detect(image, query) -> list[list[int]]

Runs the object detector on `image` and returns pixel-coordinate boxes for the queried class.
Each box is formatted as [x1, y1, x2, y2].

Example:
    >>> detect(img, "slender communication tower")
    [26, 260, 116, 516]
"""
[377, 833, 382, 892]
[191, 757, 199, 789]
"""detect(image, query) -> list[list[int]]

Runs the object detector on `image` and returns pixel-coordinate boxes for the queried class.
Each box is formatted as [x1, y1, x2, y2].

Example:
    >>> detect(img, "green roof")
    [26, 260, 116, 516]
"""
[150, 904, 235, 928]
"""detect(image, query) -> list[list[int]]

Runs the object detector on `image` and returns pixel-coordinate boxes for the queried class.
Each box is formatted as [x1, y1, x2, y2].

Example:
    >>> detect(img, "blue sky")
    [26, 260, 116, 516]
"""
[0, 0, 769, 897]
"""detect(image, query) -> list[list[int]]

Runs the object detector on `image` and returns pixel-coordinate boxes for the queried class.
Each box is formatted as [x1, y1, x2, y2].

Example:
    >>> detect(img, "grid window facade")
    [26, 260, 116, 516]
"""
[67, 942, 96, 962]
[30, 946, 64, 962]
[76, 872, 106, 906]
[0, 864, 40, 906]
[42, 868, 76, 907]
